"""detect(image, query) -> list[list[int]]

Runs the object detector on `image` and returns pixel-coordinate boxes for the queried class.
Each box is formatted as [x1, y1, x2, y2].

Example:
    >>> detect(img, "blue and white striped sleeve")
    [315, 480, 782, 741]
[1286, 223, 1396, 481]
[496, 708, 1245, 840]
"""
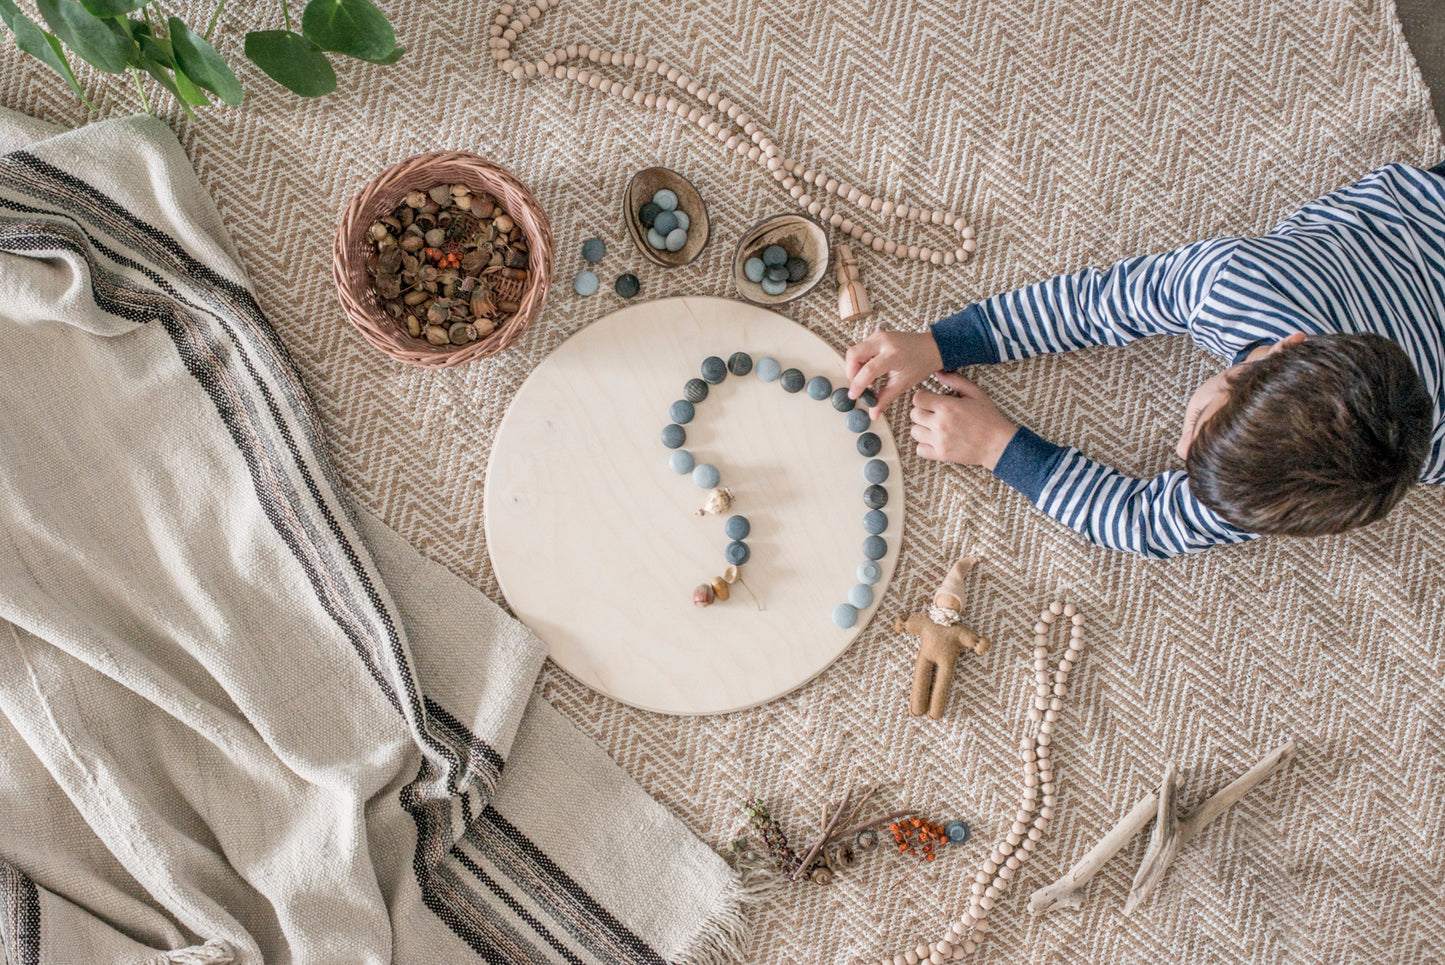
[930, 239, 1241, 369]
[992, 428, 1258, 558]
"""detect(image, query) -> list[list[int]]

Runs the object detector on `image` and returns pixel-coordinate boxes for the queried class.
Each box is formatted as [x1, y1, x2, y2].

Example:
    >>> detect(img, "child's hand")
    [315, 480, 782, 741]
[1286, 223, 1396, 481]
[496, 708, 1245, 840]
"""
[909, 372, 1018, 468]
[844, 331, 943, 419]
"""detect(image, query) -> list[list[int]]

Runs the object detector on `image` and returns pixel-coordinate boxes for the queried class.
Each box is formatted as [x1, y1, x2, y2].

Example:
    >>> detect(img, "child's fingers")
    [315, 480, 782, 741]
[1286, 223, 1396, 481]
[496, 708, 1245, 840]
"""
[915, 442, 938, 461]
[933, 370, 979, 395]
[872, 376, 908, 415]
[844, 342, 873, 380]
[912, 389, 941, 410]
[848, 358, 883, 399]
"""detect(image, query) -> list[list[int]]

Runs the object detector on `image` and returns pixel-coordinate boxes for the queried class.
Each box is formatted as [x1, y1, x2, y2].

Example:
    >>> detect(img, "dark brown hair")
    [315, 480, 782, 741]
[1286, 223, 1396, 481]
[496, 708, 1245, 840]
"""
[1187, 333, 1433, 536]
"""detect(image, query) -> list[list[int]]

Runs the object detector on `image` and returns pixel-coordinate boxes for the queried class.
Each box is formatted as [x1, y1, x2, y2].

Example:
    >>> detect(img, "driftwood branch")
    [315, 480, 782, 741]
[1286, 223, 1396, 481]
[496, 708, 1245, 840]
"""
[1029, 739, 1297, 916]
[791, 786, 852, 880]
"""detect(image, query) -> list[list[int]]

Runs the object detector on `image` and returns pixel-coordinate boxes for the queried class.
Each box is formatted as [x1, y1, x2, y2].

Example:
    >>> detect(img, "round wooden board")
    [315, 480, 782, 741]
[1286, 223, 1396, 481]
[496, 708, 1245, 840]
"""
[484, 296, 904, 715]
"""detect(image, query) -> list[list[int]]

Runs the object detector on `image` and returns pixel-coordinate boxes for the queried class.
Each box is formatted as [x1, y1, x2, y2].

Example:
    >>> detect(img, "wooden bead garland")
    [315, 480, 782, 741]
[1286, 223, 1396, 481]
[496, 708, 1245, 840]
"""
[874, 601, 1086, 964]
[489, 1, 978, 265]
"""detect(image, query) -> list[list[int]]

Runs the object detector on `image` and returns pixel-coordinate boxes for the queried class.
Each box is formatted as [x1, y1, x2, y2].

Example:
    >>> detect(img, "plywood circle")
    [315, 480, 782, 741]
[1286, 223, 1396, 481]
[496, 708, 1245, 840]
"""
[485, 296, 904, 714]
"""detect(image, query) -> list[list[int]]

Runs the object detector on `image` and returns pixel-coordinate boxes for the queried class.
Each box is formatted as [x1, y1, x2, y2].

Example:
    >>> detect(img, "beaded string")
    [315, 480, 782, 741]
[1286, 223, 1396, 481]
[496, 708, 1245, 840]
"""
[877, 602, 1086, 965]
[487, 2, 979, 266]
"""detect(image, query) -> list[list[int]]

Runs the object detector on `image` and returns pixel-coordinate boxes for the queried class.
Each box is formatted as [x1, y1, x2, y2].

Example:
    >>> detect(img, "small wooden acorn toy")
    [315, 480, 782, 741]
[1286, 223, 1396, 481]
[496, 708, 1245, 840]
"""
[835, 243, 873, 322]
[893, 556, 990, 719]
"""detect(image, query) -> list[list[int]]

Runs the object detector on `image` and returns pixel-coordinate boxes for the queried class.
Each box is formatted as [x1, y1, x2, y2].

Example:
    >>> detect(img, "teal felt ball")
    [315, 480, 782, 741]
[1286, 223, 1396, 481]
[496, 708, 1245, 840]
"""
[669, 450, 695, 474]
[848, 583, 874, 609]
[832, 603, 858, 629]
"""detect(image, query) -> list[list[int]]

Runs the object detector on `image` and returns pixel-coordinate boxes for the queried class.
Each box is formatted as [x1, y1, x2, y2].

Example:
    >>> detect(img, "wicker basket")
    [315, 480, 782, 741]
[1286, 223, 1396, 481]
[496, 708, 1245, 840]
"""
[333, 151, 554, 368]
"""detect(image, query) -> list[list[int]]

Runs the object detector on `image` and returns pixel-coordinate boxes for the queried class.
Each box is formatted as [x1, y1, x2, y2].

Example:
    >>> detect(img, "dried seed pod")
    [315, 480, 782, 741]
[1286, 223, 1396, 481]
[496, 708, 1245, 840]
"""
[494, 214, 515, 233]
[404, 190, 428, 208]
[710, 577, 730, 602]
[855, 829, 879, 852]
[810, 867, 833, 886]
[695, 487, 734, 516]
[693, 584, 716, 607]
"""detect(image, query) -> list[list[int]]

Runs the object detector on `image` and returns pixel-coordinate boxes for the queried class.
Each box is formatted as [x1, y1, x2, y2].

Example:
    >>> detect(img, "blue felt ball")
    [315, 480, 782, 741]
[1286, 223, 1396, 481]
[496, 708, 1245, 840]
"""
[848, 583, 874, 609]
[831, 388, 855, 412]
[726, 540, 751, 565]
[572, 270, 599, 296]
[653, 210, 678, 234]
[728, 352, 753, 376]
[665, 227, 688, 252]
[807, 376, 832, 400]
[669, 450, 695, 474]
[647, 227, 668, 250]
[857, 432, 882, 457]
[673, 210, 690, 231]
[653, 188, 678, 211]
[832, 603, 858, 629]
[725, 515, 750, 540]
[864, 484, 888, 509]
[762, 244, 788, 267]
[863, 535, 887, 560]
[581, 237, 607, 263]
[857, 560, 882, 585]
[744, 257, 766, 283]
[701, 356, 727, 384]
[863, 509, 887, 534]
[760, 277, 788, 296]
[858, 388, 878, 409]
[661, 424, 686, 449]
[864, 459, 889, 484]
[670, 399, 695, 424]
[766, 264, 789, 282]
[846, 409, 871, 433]
[756, 357, 782, 381]
[693, 463, 720, 488]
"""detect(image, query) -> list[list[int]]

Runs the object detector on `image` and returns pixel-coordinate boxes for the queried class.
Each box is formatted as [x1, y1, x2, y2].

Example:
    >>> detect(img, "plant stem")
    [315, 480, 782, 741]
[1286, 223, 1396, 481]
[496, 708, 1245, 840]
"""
[280, 0, 291, 32]
[203, 0, 227, 41]
[130, 67, 151, 114]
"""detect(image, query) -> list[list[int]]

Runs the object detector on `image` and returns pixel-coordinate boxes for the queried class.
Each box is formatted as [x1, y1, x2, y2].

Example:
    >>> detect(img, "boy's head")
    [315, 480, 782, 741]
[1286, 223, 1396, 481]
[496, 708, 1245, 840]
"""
[1179, 332, 1433, 536]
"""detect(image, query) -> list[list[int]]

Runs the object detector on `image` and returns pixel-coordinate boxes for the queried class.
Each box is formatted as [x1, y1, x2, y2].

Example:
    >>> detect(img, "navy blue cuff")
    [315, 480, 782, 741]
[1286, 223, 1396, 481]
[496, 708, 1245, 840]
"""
[991, 426, 1067, 504]
[1229, 338, 1269, 366]
[930, 303, 1000, 370]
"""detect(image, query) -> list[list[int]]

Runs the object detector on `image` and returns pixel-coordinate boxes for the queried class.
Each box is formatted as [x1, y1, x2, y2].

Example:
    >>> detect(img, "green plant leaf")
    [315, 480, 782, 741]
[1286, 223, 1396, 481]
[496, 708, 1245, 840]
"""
[0, 0, 90, 104]
[35, 0, 127, 72]
[76, 0, 145, 15]
[140, 56, 196, 119]
[103, 16, 140, 66]
[300, 0, 394, 62]
[168, 16, 241, 105]
[130, 20, 175, 67]
[244, 29, 336, 97]
[170, 63, 211, 106]
[356, 42, 402, 65]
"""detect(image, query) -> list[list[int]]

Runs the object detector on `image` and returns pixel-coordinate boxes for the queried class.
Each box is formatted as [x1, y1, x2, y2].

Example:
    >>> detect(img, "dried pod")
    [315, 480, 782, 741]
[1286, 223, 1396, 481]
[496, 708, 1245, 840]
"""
[424, 325, 450, 346]
[710, 577, 730, 602]
[693, 584, 716, 607]
[428, 185, 452, 206]
[368, 222, 389, 242]
[404, 190, 428, 208]
[695, 487, 734, 517]
[838, 846, 857, 868]
[810, 867, 833, 886]
[855, 829, 879, 852]
[493, 214, 515, 233]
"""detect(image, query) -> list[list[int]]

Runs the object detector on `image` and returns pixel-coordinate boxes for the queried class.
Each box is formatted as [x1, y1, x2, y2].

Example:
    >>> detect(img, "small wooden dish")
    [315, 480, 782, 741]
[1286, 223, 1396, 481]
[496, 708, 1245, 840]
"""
[732, 213, 830, 306]
[623, 167, 710, 268]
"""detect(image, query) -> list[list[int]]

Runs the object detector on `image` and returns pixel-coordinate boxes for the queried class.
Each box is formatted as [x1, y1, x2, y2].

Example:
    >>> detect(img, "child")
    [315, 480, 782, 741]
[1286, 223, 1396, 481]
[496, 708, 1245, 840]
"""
[845, 162, 1444, 558]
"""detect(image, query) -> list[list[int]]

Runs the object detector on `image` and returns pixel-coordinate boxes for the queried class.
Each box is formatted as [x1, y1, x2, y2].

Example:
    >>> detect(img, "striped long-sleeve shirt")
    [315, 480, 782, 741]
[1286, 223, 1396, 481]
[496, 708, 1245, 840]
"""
[930, 162, 1445, 558]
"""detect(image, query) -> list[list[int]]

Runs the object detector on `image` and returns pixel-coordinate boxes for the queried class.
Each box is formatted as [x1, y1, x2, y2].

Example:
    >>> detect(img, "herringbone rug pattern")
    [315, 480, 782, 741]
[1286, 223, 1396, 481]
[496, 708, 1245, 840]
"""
[2, 1, 1442, 962]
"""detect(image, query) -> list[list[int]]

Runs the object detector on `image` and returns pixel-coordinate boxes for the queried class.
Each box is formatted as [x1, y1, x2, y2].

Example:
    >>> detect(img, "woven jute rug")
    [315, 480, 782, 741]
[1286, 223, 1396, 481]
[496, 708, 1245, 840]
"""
[3, 1, 1442, 962]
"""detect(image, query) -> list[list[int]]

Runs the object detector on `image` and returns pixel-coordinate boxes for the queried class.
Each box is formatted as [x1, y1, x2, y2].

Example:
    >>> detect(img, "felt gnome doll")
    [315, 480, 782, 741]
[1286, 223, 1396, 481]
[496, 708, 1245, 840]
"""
[893, 556, 990, 719]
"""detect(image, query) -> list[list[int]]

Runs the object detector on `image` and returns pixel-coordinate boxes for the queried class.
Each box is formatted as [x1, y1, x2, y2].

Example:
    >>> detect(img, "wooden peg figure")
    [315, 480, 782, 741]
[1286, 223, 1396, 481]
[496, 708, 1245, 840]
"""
[893, 556, 989, 719]
[835, 243, 873, 322]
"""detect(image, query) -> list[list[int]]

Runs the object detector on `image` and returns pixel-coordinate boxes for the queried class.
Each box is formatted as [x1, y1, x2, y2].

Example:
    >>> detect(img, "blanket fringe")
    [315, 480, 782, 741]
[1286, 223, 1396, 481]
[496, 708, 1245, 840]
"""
[149, 938, 237, 965]
[671, 861, 778, 965]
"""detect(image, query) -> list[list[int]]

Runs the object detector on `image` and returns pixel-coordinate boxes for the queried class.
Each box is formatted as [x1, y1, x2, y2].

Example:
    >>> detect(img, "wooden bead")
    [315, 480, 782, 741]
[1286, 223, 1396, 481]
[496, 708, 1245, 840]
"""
[963, 942, 976, 954]
[979, 896, 994, 911]
[981, 858, 997, 874]
[971, 881, 986, 896]
[984, 885, 1000, 899]
[884, 240, 898, 255]
[1006, 854, 1021, 870]
[706, 91, 720, 106]
[963, 238, 978, 252]
[930, 952, 944, 965]
[1006, 831, 1022, 845]
[829, 213, 843, 227]
[907, 244, 921, 259]
[951, 922, 968, 938]
[1028, 827, 1043, 841]
[905, 953, 919, 965]
[1034, 621, 1049, 635]
[860, 230, 874, 246]
[1063, 603, 1077, 617]
[553, 65, 568, 79]
[916, 945, 930, 960]
[847, 187, 862, 203]
[747, 146, 762, 161]
[1050, 697, 1063, 711]
[998, 840, 1014, 856]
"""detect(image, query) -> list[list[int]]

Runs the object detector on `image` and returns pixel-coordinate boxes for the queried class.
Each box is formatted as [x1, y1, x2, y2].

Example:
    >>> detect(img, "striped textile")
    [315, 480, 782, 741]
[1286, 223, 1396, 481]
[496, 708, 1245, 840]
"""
[0, 111, 747, 965]
[931, 163, 1445, 557]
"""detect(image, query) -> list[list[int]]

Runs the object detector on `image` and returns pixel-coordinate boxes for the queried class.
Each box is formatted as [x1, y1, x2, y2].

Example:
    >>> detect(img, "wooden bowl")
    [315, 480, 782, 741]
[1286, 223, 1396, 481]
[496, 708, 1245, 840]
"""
[333, 151, 554, 368]
[732, 213, 829, 306]
[623, 166, 710, 268]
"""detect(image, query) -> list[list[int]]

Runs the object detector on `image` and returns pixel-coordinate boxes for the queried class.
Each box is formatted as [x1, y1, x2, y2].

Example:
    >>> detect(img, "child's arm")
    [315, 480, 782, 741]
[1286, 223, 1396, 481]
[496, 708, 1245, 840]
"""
[931, 238, 1239, 370]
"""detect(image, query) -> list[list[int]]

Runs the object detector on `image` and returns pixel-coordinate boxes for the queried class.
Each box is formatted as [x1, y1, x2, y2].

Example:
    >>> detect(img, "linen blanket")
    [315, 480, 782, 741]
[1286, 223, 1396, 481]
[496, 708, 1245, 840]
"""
[0, 110, 749, 965]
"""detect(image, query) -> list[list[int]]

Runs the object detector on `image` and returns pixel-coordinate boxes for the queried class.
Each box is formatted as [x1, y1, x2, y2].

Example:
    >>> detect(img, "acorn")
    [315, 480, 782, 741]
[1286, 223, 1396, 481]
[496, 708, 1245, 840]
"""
[693, 584, 716, 607]
[710, 576, 730, 602]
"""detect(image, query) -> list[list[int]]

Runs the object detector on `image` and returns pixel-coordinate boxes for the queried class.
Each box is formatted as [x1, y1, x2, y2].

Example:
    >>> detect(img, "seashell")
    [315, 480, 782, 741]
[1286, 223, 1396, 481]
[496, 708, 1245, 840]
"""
[695, 487, 734, 516]
[723, 565, 740, 584]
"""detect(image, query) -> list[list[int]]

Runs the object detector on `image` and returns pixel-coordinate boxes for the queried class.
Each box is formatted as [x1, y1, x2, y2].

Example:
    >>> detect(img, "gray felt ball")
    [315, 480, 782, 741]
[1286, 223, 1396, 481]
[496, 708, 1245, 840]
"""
[807, 376, 832, 400]
[831, 388, 855, 412]
[760, 277, 787, 296]
[665, 228, 688, 252]
[572, 270, 599, 296]
[693, 463, 720, 488]
[743, 257, 766, 283]
[857, 432, 882, 457]
[701, 356, 727, 383]
[581, 238, 606, 263]
[669, 450, 695, 474]
[661, 424, 686, 448]
[639, 202, 661, 227]
[684, 378, 709, 403]
[728, 352, 753, 376]
[864, 484, 888, 509]
[766, 264, 788, 282]
[670, 400, 695, 424]
[863, 535, 887, 560]
[863, 509, 887, 534]
[614, 273, 640, 298]
[653, 210, 678, 234]
[780, 368, 805, 393]
[848, 583, 874, 609]
[864, 459, 889, 484]
[858, 388, 878, 409]
[756, 356, 782, 381]
[673, 210, 690, 231]
[832, 603, 858, 629]
[786, 256, 808, 282]
[762, 244, 788, 267]
[653, 188, 678, 211]
[857, 560, 882, 585]
[647, 227, 668, 250]
[846, 408, 871, 433]
[725, 540, 751, 565]
[725, 515, 750, 540]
